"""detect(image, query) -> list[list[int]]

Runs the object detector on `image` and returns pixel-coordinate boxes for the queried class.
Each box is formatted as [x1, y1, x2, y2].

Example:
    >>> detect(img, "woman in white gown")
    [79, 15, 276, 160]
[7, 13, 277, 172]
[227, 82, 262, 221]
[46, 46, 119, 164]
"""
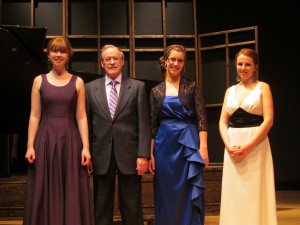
[218, 48, 278, 225]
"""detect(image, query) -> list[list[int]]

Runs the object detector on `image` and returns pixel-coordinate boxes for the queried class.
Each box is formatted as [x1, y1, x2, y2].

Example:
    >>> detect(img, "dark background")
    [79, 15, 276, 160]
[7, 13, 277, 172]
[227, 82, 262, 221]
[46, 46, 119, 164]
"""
[0, 1, 299, 189]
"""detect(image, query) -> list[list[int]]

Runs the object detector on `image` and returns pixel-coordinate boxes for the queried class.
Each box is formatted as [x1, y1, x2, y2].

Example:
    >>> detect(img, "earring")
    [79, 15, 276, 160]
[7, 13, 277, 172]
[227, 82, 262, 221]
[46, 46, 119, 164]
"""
[253, 71, 257, 81]
[236, 74, 241, 82]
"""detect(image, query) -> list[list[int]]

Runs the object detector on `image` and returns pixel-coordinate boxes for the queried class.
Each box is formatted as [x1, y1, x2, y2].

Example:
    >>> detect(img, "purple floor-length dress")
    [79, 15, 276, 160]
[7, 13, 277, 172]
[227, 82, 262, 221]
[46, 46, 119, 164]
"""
[23, 74, 94, 225]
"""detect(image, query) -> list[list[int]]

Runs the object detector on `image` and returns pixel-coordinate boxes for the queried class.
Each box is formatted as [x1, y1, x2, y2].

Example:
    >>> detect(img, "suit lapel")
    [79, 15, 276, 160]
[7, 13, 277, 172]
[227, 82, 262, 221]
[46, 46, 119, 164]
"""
[93, 77, 111, 120]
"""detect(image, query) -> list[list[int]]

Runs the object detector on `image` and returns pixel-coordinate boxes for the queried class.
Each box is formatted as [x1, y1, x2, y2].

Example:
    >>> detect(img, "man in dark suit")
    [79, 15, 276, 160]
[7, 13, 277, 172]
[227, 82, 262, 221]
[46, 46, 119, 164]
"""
[85, 44, 151, 225]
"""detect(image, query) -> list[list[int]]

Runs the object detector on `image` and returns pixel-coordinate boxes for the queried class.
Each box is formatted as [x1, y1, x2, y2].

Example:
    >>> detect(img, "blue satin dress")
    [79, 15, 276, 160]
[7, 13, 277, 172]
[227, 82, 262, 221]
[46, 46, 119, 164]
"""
[153, 96, 205, 225]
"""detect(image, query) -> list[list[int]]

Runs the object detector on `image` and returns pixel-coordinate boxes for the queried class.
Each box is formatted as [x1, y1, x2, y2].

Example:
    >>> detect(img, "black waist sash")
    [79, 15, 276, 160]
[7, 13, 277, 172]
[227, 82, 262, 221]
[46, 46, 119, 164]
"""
[229, 107, 263, 128]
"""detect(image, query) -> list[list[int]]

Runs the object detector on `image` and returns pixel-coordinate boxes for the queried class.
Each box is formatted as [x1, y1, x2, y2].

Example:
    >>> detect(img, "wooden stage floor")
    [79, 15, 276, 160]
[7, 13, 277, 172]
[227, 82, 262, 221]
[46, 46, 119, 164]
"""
[0, 190, 299, 225]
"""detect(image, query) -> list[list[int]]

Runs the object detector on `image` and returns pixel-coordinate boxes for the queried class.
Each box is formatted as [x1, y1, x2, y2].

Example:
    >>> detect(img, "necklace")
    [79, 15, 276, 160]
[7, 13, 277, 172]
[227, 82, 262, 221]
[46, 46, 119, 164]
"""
[50, 70, 68, 80]
[239, 80, 258, 89]
[48, 70, 71, 86]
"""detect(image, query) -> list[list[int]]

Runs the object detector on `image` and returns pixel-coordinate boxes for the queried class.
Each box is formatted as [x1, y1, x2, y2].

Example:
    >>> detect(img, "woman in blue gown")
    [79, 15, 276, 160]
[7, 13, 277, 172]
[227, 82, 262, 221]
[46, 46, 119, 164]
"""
[148, 44, 209, 225]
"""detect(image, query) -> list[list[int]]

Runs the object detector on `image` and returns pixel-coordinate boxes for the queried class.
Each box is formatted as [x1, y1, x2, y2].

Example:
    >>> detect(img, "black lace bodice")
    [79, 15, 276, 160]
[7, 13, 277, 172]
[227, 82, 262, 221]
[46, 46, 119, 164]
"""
[149, 77, 208, 138]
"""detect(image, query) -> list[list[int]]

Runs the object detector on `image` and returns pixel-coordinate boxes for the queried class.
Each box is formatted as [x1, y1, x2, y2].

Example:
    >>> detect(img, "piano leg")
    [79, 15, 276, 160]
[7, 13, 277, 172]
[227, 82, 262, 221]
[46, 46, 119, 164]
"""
[0, 133, 10, 177]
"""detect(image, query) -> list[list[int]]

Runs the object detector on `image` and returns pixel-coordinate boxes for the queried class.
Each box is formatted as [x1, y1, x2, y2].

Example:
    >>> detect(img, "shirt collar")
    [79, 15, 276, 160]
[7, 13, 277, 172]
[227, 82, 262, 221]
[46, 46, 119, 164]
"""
[105, 74, 122, 86]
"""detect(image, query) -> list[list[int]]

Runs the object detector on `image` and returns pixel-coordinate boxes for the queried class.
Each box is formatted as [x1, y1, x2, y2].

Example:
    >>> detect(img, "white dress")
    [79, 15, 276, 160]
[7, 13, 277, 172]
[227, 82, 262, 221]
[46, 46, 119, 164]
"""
[219, 82, 278, 225]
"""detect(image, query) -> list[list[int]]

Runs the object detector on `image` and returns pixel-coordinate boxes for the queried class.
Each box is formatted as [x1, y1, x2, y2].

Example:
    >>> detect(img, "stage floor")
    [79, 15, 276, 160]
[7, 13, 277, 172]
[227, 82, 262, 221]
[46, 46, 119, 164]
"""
[205, 190, 300, 225]
[0, 190, 299, 225]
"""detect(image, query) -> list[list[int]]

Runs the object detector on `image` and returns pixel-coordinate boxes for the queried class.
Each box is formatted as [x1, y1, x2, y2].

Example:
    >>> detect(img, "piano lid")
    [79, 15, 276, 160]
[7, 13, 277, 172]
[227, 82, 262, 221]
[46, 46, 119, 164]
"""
[0, 25, 48, 133]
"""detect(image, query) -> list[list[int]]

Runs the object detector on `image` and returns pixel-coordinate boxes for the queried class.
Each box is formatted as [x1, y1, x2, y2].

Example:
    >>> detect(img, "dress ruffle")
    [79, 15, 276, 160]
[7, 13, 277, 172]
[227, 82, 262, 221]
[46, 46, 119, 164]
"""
[178, 124, 206, 210]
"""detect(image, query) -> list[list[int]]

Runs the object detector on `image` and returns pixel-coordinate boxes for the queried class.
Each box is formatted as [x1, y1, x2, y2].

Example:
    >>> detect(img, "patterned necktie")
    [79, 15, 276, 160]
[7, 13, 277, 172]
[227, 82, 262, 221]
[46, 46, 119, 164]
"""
[109, 80, 119, 118]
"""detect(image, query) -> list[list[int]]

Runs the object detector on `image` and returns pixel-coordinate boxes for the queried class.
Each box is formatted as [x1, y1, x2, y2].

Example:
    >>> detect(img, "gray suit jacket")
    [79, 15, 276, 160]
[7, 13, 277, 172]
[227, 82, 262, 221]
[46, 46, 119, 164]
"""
[85, 76, 151, 174]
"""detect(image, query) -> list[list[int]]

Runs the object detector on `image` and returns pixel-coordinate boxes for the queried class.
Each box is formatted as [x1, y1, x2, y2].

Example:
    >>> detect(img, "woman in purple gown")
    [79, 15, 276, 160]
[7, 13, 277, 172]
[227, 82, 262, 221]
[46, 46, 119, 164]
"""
[23, 37, 94, 225]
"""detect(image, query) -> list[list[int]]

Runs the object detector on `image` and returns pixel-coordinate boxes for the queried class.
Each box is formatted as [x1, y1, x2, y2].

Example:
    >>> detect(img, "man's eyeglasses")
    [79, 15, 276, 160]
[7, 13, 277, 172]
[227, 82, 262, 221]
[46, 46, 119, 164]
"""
[168, 57, 184, 64]
[103, 57, 120, 63]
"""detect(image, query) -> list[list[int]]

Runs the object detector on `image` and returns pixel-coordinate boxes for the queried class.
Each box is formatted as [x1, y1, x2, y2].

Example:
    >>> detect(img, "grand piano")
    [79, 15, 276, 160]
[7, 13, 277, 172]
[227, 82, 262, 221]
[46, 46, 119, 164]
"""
[1, 25, 48, 134]
[0, 25, 47, 176]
